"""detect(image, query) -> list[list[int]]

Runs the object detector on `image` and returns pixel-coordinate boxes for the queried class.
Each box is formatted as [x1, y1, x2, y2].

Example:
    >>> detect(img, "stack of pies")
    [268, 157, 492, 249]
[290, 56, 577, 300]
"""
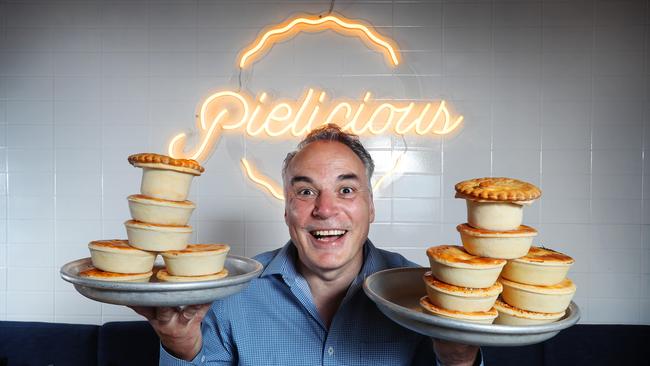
[80, 153, 230, 283]
[420, 177, 577, 326]
[420, 246, 503, 324]
[455, 177, 541, 259]
[495, 247, 576, 325]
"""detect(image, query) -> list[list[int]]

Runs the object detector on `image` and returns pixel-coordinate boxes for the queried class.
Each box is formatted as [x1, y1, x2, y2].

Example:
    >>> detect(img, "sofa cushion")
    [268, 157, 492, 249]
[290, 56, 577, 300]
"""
[0, 321, 98, 366]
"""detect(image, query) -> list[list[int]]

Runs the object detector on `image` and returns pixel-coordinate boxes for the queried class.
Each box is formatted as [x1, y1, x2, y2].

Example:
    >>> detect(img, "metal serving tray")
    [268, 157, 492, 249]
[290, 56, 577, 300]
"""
[60, 256, 263, 307]
[363, 267, 580, 347]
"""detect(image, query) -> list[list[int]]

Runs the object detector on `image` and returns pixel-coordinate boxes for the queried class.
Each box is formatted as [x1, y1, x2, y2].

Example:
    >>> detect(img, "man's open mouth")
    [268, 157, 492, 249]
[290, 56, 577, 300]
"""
[310, 229, 347, 241]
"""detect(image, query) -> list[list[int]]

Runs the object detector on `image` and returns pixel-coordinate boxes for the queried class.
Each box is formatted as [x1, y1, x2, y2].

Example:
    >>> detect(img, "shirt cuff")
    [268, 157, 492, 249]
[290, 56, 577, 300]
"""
[159, 343, 207, 366]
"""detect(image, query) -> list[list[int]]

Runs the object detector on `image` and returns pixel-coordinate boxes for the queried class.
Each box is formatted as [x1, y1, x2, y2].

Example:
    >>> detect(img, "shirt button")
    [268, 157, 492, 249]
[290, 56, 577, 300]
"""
[327, 346, 334, 356]
[201, 355, 206, 363]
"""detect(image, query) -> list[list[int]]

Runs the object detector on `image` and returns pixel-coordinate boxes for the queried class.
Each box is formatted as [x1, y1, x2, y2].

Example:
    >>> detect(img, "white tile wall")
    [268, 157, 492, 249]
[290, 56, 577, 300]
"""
[0, 0, 648, 325]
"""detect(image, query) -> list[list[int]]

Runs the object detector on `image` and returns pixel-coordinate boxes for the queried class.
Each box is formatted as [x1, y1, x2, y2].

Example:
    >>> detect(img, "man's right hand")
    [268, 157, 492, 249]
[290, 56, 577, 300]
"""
[130, 304, 212, 361]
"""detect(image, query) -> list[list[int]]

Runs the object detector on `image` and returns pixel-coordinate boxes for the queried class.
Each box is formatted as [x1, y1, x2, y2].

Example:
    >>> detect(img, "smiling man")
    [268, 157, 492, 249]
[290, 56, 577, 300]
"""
[138, 124, 481, 366]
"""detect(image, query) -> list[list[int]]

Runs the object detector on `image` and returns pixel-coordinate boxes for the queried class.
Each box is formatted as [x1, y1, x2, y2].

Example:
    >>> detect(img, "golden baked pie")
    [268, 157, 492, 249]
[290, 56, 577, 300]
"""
[455, 177, 541, 202]
[426, 245, 506, 288]
[501, 246, 574, 286]
[161, 244, 230, 276]
[127, 194, 196, 226]
[457, 224, 537, 259]
[423, 271, 502, 312]
[499, 277, 576, 313]
[128, 153, 204, 201]
[88, 239, 156, 274]
[419, 296, 498, 324]
[79, 267, 152, 282]
[156, 268, 229, 282]
[128, 153, 204, 175]
[124, 220, 191, 252]
[493, 298, 565, 326]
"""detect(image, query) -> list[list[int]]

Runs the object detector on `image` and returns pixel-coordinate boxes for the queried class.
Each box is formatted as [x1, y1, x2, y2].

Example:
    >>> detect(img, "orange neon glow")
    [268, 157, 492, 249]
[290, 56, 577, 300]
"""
[168, 88, 463, 163]
[241, 158, 285, 200]
[238, 13, 400, 69]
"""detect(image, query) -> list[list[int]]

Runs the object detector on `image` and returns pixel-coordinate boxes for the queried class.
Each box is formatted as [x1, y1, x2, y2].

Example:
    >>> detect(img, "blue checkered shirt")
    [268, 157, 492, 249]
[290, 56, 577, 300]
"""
[160, 240, 482, 366]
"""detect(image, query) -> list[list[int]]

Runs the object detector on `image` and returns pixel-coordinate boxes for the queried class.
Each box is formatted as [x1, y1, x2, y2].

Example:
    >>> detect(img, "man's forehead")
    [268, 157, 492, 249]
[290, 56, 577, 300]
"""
[286, 141, 365, 175]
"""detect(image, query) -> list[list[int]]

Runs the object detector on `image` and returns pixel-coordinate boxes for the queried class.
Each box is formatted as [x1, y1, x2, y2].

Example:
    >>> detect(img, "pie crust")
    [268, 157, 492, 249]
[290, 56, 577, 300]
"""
[493, 299, 565, 326]
[161, 244, 230, 276]
[457, 224, 537, 259]
[426, 245, 506, 288]
[455, 177, 541, 202]
[419, 296, 498, 324]
[499, 277, 576, 313]
[501, 246, 574, 286]
[156, 268, 229, 282]
[128, 153, 204, 175]
[79, 267, 152, 282]
[423, 272, 502, 312]
[88, 239, 156, 274]
[124, 220, 191, 252]
[127, 194, 196, 226]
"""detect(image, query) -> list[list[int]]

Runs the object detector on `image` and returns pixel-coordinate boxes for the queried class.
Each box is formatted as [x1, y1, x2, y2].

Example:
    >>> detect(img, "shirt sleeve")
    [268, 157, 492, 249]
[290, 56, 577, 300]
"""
[159, 303, 236, 366]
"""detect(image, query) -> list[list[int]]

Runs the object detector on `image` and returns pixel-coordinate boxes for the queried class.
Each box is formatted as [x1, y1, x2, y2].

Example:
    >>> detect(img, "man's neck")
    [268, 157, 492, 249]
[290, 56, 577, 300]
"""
[297, 254, 364, 329]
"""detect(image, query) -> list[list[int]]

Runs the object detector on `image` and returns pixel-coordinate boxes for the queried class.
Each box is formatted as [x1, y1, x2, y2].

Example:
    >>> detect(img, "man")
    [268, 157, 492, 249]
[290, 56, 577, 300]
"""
[133, 124, 481, 365]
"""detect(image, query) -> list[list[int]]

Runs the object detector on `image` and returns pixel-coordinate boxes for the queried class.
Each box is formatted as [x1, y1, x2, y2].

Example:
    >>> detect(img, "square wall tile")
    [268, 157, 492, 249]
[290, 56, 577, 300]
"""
[590, 224, 643, 250]
[589, 298, 639, 324]
[7, 267, 53, 291]
[393, 198, 441, 223]
[7, 243, 53, 267]
[6, 291, 54, 318]
[540, 199, 590, 224]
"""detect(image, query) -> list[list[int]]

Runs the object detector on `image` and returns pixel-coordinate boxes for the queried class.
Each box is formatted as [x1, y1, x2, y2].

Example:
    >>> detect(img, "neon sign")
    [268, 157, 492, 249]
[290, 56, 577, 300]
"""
[168, 13, 464, 200]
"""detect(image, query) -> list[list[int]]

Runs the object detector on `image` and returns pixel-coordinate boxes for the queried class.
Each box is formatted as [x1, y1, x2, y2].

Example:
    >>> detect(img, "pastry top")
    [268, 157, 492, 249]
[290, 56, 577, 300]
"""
[457, 223, 538, 238]
[156, 268, 228, 282]
[128, 194, 196, 208]
[420, 296, 498, 319]
[124, 219, 192, 232]
[423, 272, 503, 297]
[88, 239, 155, 255]
[512, 246, 575, 266]
[427, 245, 506, 269]
[128, 153, 205, 175]
[79, 267, 152, 282]
[494, 299, 566, 319]
[499, 277, 576, 295]
[161, 244, 230, 257]
[455, 177, 541, 202]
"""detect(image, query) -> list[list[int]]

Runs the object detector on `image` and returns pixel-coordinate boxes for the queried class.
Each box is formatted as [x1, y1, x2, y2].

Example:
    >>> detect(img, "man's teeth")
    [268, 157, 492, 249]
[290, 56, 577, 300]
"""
[312, 230, 346, 237]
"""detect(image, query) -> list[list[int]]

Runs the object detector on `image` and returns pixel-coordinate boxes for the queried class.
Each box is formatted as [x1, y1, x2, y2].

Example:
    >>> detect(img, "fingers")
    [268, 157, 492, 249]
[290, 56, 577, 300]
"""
[156, 307, 178, 323]
[179, 303, 211, 324]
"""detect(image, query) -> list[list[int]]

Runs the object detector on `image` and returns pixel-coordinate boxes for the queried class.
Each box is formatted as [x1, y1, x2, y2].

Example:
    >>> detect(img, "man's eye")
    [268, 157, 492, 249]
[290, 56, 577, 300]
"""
[339, 187, 355, 195]
[297, 188, 316, 196]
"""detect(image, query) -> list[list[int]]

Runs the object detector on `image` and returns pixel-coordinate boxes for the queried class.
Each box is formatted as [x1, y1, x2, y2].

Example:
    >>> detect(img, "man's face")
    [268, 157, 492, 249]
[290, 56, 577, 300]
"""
[284, 140, 375, 277]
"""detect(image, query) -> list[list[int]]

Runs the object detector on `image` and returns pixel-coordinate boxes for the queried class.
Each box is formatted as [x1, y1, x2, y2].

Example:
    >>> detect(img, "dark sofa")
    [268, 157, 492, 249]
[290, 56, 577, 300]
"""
[0, 321, 648, 365]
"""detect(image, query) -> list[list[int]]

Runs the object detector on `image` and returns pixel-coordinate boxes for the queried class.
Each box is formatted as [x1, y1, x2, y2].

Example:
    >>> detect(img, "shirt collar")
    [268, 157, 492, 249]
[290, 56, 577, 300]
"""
[260, 239, 384, 287]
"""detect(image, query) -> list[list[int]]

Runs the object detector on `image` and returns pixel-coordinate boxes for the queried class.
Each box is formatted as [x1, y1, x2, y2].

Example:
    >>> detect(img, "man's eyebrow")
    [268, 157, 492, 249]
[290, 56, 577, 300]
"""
[290, 176, 313, 185]
[338, 173, 360, 181]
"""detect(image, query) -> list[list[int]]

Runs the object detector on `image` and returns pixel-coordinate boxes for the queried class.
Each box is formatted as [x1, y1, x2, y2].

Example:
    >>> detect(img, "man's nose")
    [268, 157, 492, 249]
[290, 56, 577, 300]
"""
[312, 191, 338, 218]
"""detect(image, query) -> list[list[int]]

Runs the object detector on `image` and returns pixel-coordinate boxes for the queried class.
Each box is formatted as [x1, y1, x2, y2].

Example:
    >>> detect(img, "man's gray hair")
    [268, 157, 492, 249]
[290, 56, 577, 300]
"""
[282, 124, 375, 188]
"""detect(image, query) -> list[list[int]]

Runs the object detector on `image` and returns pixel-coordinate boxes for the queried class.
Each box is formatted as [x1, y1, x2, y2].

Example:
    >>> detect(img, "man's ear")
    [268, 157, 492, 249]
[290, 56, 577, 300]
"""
[368, 195, 375, 223]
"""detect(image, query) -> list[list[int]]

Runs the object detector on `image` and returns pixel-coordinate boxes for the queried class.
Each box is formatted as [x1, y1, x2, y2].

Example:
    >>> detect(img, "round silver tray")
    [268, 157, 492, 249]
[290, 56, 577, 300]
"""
[60, 256, 263, 307]
[363, 267, 580, 347]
